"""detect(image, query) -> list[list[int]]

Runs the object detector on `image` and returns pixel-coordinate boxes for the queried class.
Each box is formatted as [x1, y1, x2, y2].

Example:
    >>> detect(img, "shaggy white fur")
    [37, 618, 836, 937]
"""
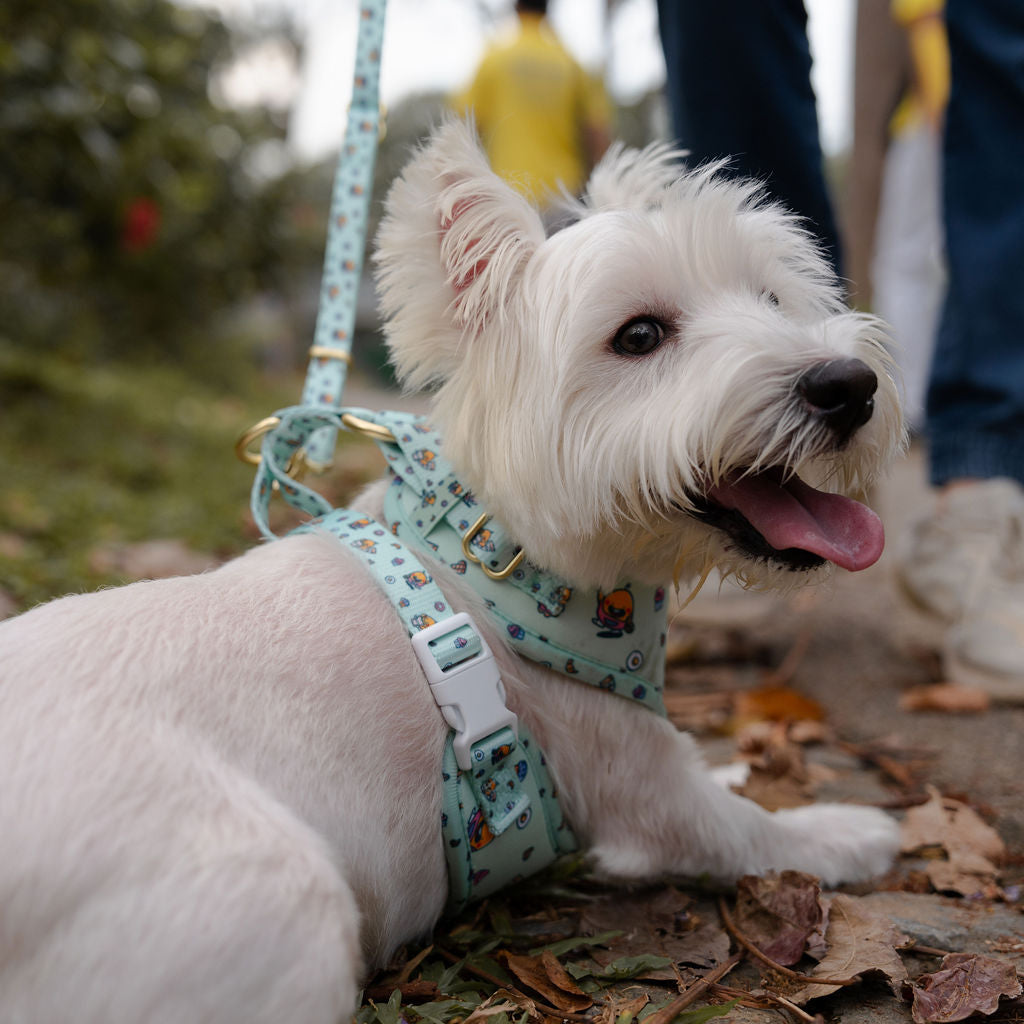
[0, 120, 904, 1023]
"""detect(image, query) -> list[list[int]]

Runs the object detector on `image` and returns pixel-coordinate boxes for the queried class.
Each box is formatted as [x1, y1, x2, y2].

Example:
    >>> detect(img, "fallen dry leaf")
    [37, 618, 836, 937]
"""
[786, 894, 910, 1005]
[734, 872, 825, 966]
[579, 886, 730, 976]
[900, 684, 991, 714]
[501, 951, 593, 1013]
[462, 993, 533, 1024]
[901, 787, 1004, 860]
[734, 685, 825, 724]
[662, 691, 734, 733]
[901, 787, 1004, 898]
[594, 993, 650, 1024]
[734, 722, 815, 810]
[909, 953, 1022, 1023]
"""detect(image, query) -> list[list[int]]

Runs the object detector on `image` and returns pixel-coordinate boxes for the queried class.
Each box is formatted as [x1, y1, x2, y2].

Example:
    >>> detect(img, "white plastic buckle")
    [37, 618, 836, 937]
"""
[410, 612, 517, 771]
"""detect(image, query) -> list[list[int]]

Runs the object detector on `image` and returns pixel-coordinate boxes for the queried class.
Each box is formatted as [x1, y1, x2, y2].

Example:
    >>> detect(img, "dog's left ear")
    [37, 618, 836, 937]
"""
[376, 120, 545, 389]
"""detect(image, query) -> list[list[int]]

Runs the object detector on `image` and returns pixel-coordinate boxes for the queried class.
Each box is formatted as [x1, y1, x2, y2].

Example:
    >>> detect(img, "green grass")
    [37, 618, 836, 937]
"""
[0, 339, 378, 611]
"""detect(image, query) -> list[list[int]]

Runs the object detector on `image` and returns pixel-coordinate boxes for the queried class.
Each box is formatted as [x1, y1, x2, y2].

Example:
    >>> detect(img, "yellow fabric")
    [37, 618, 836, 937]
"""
[454, 13, 611, 203]
[891, 0, 943, 23]
[888, 0, 949, 136]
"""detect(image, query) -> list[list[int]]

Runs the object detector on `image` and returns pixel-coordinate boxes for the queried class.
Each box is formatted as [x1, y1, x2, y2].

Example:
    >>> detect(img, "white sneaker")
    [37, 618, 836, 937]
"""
[897, 478, 1024, 622]
[897, 478, 1024, 703]
[946, 582, 1024, 702]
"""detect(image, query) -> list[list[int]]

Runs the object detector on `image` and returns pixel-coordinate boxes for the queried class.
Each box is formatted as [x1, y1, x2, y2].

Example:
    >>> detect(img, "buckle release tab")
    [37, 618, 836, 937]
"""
[411, 613, 517, 771]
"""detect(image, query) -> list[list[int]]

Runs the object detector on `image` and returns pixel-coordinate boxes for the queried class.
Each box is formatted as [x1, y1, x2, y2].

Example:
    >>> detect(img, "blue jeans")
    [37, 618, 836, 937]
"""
[655, 0, 841, 275]
[925, 0, 1024, 486]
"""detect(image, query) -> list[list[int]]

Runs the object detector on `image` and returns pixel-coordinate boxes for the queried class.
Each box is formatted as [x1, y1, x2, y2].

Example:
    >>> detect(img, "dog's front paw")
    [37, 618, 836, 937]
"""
[771, 803, 900, 885]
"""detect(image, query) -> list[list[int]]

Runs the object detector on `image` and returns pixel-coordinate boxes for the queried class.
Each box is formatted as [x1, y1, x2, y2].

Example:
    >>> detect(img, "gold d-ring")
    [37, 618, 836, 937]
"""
[461, 513, 525, 581]
[234, 416, 308, 480]
[235, 416, 281, 466]
[340, 412, 396, 444]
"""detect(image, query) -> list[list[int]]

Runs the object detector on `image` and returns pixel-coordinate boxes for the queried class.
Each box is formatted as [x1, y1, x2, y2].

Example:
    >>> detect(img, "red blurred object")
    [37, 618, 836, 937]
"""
[120, 196, 161, 252]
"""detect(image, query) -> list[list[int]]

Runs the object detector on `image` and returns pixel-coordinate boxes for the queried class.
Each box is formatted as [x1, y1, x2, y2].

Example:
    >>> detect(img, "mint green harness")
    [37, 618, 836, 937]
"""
[240, 0, 668, 913]
[253, 405, 668, 910]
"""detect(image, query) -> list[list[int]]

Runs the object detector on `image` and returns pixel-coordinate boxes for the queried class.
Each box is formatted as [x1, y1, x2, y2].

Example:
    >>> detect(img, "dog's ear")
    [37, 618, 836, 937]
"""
[575, 142, 687, 215]
[375, 119, 545, 390]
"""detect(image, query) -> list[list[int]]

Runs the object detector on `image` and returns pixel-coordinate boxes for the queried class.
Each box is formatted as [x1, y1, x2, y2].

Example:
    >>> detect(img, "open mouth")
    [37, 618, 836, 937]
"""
[689, 467, 885, 572]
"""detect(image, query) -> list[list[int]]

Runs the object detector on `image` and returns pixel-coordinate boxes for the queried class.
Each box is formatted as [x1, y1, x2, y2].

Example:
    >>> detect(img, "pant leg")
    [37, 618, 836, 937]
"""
[655, 0, 841, 274]
[926, 0, 1024, 485]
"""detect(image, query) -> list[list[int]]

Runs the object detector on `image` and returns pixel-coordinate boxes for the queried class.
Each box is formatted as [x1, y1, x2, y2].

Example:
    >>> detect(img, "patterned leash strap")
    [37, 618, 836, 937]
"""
[300, 0, 388, 471]
[235, 0, 388, 493]
[301, 0, 389, 471]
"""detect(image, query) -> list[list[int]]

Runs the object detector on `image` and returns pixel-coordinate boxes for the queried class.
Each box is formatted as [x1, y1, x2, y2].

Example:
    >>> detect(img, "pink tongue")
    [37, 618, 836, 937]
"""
[707, 472, 885, 571]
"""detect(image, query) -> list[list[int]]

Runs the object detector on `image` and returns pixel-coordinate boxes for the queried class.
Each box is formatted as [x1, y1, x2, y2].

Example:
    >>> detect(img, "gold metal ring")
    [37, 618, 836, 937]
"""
[308, 346, 353, 363]
[461, 513, 525, 581]
[234, 416, 281, 466]
[340, 412, 396, 444]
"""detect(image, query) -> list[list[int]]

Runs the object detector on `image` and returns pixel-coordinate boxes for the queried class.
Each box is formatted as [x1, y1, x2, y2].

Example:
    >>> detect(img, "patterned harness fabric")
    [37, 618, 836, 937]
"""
[248, 351, 671, 908]
[276, 408, 670, 910]
[291, 505, 577, 910]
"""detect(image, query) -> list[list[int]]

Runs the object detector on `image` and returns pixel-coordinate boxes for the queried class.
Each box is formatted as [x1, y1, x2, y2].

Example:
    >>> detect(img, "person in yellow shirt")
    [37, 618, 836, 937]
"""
[453, 0, 612, 209]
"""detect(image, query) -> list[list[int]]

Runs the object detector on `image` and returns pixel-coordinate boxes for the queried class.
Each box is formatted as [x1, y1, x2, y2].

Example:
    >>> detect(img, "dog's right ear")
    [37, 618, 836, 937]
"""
[375, 119, 545, 391]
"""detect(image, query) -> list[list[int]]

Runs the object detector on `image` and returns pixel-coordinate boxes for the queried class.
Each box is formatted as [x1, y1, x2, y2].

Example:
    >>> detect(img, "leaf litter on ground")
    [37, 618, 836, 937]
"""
[900, 786, 1006, 899]
[908, 954, 1023, 1024]
[352, 652, 1021, 1024]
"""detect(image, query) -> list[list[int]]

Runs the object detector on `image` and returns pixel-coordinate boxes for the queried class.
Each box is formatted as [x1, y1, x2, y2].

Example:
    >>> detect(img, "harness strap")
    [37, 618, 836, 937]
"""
[293, 508, 577, 911]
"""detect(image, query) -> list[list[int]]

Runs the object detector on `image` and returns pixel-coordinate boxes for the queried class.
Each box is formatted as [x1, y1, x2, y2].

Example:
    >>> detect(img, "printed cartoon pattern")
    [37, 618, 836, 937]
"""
[292, 504, 576, 909]
[371, 412, 668, 716]
[291, 507, 480, 672]
[593, 588, 635, 638]
[440, 729, 576, 910]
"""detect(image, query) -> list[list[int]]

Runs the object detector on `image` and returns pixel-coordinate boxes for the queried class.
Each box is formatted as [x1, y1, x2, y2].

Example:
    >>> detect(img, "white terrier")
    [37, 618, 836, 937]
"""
[0, 121, 904, 1023]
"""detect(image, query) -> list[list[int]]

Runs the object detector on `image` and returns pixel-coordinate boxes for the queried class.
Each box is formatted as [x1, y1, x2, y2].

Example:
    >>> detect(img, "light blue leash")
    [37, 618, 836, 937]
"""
[299, 2, 387, 473]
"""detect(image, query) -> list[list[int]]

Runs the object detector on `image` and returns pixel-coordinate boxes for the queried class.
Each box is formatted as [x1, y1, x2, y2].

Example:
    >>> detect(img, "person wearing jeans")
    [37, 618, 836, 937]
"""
[655, 0, 842, 275]
[898, 0, 1024, 701]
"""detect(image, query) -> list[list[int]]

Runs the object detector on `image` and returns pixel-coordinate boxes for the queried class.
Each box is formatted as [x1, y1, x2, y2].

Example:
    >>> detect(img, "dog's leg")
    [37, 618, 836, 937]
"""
[591, 725, 898, 885]
[537, 692, 898, 887]
[2, 746, 363, 1024]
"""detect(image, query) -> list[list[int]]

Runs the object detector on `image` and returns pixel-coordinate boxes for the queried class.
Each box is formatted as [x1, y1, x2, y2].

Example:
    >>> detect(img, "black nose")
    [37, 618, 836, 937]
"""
[797, 358, 878, 443]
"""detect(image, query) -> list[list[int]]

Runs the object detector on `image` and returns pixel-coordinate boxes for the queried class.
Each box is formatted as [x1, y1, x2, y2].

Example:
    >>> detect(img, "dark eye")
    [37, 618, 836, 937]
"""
[612, 317, 665, 357]
[762, 289, 780, 307]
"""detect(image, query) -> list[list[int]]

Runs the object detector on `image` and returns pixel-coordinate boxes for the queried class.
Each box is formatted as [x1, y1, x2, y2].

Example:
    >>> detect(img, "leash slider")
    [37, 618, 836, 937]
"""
[411, 613, 517, 771]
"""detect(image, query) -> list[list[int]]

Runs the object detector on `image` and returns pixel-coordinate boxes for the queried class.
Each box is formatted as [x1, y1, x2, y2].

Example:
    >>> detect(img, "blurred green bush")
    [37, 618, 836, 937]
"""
[0, 0, 330, 383]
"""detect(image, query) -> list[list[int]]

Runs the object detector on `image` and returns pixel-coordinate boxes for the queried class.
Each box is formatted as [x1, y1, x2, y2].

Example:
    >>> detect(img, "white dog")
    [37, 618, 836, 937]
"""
[0, 121, 904, 1023]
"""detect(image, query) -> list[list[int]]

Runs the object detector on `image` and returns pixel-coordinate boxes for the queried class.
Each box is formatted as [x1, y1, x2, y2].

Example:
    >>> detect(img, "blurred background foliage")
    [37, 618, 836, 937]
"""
[0, 0, 329, 380]
[0, 0, 342, 607]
